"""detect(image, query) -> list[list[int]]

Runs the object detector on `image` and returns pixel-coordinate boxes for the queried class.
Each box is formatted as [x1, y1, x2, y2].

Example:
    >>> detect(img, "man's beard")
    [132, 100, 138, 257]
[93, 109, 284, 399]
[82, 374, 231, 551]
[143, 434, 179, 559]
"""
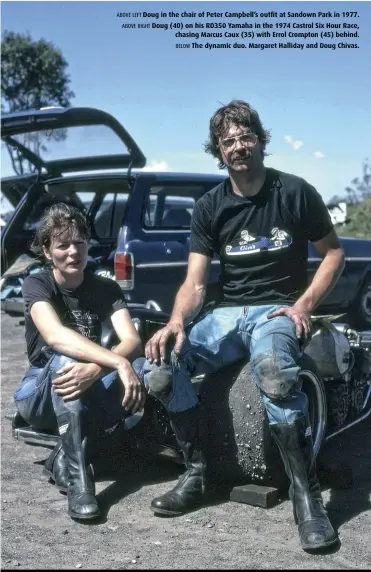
[229, 150, 253, 170]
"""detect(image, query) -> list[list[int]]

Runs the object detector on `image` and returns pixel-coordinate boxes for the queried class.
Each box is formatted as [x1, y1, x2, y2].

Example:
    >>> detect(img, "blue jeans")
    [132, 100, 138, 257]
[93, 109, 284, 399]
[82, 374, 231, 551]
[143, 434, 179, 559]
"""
[143, 304, 308, 425]
[14, 353, 146, 434]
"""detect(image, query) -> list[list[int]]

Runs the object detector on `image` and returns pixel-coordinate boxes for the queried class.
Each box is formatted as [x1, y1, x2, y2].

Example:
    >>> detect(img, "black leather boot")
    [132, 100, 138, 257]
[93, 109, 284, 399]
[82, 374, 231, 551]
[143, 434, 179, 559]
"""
[151, 405, 207, 516]
[270, 415, 337, 552]
[43, 443, 69, 493]
[57, 411, 100, 520]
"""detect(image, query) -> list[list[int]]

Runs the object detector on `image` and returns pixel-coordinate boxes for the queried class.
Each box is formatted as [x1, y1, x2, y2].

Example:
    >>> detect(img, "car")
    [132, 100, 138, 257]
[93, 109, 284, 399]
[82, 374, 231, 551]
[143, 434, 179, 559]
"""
[1, 106, 371, 328]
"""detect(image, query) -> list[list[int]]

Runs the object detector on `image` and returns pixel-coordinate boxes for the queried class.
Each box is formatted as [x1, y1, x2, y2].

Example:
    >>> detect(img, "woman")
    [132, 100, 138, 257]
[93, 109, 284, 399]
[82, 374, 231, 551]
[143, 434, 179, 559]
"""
[14, 202, 145, 521]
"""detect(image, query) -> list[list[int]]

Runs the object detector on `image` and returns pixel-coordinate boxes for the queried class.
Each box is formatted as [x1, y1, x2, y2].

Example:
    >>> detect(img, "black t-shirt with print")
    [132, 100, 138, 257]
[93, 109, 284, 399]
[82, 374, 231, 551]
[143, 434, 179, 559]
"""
[190, 168, 334, 307]
[22, 268, 128, 366]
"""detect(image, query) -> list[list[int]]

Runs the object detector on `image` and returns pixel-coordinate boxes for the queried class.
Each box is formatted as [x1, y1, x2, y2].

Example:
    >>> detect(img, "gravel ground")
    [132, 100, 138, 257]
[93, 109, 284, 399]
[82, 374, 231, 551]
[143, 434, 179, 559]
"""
[1, 311, 370, 570]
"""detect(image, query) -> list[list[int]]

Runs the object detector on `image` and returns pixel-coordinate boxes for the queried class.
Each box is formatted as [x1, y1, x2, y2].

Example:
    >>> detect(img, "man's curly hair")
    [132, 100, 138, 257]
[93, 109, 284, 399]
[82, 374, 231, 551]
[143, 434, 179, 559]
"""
[204, 100, 271, 170]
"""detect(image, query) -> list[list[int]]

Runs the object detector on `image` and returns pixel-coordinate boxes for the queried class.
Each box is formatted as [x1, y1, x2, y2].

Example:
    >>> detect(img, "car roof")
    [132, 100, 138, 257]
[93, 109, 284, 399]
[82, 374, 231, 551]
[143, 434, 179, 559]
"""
[133, 171, 227, 181]
[0, 171, 227, 185]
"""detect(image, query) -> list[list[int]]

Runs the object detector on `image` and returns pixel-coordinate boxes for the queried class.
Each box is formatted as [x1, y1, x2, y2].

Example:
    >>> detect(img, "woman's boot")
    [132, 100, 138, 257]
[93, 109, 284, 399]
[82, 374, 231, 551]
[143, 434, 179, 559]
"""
[57, 410, 100, 520]
[43, 442, 69, 493]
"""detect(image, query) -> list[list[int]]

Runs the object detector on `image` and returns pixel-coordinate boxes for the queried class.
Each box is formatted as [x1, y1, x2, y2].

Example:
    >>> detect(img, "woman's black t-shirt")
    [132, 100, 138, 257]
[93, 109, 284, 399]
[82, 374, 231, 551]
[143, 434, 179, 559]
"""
[190, 168, 334, 307]
[22, 269, 128, 366]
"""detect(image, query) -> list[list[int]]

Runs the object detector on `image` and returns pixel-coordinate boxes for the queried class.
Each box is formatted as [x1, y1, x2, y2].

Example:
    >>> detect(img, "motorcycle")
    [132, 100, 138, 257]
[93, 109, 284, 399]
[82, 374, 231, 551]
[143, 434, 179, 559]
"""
[7, 310, 371, 492]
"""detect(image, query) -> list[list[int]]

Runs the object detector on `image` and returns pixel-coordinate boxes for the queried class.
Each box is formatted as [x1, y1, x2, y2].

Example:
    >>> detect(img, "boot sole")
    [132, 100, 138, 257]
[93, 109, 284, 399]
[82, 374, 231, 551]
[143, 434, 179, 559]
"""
[151, 506, 184, 516]
[302, 537, 339, 552]
[68, 509, 101, 521]
[43, 467, 68, 494]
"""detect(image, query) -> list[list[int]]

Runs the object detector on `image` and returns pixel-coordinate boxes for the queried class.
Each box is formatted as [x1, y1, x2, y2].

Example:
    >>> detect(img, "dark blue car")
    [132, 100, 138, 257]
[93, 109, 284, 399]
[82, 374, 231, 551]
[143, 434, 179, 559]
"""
[1, 106, 371, 328]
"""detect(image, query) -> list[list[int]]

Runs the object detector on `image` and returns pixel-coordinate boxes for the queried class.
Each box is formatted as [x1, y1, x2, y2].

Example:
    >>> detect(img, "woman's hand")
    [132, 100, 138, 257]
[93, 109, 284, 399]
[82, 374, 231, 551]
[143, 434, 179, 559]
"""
[52, 362, 103, 400]
[117, 361, 146, 414]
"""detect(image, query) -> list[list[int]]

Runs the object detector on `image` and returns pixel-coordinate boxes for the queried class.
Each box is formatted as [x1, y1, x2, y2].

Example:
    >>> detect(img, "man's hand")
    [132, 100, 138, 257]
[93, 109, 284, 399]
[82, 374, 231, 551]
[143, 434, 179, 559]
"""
[145, 321, 185, 363]
[267, 304, 312, 346]
[117, 362, 146, 414]
[52, 362, 103, 401]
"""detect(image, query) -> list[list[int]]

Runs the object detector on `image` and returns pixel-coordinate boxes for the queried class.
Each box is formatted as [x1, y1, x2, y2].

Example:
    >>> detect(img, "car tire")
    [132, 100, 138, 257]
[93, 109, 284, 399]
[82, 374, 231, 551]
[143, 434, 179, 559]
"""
[349, 275, 371, 330]
[199, 354, 327, 491]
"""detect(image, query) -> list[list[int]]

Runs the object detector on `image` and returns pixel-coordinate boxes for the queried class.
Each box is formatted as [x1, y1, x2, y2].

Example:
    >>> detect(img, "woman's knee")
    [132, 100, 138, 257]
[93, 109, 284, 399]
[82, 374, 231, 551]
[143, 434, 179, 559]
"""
[15, 392, 57, 431]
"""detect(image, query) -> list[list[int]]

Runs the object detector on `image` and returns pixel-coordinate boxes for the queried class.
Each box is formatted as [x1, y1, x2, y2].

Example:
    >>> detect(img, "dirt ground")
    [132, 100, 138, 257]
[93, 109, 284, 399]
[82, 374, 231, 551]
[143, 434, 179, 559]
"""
[1, 311, 370, 570]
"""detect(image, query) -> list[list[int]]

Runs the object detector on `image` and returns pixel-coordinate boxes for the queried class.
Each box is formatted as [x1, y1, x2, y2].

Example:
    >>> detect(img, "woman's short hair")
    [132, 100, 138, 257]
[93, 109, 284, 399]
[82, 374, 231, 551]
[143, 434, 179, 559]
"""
[30, 202, 90, 259]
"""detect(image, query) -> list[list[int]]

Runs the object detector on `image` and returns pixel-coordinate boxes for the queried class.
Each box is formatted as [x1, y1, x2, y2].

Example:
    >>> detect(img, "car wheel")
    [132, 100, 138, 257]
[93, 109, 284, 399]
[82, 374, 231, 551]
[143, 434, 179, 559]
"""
[199, 354, 327, 491]
[350, 275, 371, 330]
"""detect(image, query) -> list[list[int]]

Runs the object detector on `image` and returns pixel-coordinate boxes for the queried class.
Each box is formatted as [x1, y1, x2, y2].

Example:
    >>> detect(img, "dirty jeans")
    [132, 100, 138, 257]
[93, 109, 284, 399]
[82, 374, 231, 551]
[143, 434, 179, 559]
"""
[143, 304, 308, 425]
[14, 354, 146, 434]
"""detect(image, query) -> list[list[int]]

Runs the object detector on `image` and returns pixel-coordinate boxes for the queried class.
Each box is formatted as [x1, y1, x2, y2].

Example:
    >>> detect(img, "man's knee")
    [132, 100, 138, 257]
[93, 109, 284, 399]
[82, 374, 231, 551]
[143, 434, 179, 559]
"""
[144, 360, 173, 395]
[251, 352, 299, 401]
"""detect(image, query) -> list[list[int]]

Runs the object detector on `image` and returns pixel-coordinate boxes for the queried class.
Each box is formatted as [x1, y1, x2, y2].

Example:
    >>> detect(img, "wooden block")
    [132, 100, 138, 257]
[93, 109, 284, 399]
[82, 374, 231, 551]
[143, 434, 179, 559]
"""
[230, 483, 280, 508]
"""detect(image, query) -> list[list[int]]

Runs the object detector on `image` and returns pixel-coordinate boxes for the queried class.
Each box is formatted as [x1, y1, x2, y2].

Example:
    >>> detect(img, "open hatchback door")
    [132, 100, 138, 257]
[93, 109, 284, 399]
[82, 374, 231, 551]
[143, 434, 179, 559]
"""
[1, 106, 147, 271]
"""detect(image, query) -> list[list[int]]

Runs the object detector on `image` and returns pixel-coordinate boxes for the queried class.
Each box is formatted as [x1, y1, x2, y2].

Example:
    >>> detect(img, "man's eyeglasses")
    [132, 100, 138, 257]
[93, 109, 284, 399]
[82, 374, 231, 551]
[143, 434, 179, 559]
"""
[220, 133, 258, 149]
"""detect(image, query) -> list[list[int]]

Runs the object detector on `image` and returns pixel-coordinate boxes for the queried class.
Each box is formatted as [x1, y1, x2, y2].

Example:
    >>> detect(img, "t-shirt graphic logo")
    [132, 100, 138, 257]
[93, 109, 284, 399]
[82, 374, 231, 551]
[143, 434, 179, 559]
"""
[269, 227, 292, 251]
[271, 227, 288, 241]
[225, 227, 292, 256]
[240, 230, 257, 243]
[62, 309, 99, 341]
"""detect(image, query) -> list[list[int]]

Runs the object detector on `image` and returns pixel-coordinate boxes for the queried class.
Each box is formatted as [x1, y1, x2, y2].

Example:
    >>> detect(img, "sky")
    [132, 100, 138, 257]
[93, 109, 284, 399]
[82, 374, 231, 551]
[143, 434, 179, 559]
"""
[1, 0, 371, 211]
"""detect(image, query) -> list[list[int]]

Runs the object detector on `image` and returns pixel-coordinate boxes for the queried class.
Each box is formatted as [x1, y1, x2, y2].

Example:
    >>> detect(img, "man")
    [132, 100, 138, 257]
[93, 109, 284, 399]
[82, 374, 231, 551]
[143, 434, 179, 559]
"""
[143, 100, 345, 552]
[14, 203, 145, 521]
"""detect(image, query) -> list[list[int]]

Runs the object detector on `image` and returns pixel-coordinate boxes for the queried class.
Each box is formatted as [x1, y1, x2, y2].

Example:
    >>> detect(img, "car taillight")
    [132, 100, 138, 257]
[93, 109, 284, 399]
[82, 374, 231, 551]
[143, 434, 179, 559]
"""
[114, 252, 134, 290]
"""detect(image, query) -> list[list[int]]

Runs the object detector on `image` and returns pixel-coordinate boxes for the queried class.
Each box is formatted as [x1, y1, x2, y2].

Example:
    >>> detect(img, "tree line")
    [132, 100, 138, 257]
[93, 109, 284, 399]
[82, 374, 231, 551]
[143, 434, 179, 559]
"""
[328, 159, 371, 239]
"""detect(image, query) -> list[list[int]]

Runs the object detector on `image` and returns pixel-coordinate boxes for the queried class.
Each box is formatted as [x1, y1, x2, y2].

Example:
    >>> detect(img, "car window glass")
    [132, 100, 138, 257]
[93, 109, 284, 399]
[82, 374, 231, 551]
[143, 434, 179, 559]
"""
[93, 192, 128, 238]
[144, 184, 205, 229]
[22, 192, 90, 231]
[1, 125, 132, 177]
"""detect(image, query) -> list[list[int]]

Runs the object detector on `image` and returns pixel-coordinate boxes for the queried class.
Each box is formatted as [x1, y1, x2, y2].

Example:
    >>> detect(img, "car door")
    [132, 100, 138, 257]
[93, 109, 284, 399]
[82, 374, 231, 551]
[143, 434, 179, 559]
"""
[334, 237, 371, 309]
[1, 174, 35, 210]
[1, 106, 147, 273]
[1, 176, 48, 271]
[1, 174, 41, 250]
